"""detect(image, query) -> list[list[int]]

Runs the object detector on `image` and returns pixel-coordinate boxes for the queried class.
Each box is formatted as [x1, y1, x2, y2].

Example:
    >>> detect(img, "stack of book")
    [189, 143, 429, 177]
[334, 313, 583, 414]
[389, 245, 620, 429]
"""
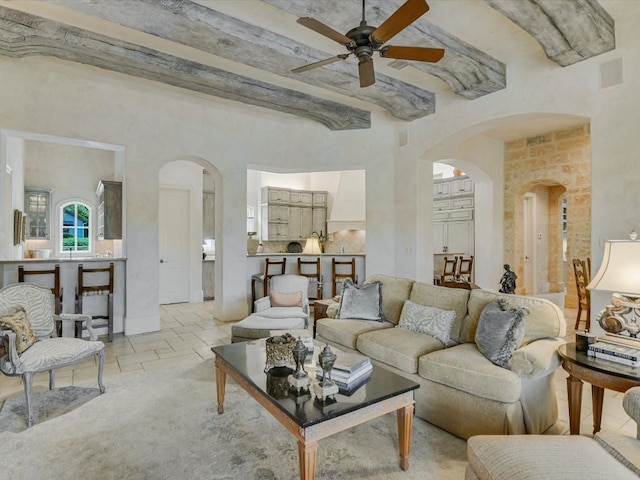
[587, 336, 640, 367]
[316, 351, 373, 392]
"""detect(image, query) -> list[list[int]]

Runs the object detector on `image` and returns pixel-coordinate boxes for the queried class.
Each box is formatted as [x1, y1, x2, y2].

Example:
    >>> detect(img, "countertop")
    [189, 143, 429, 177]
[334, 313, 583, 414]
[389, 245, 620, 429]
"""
[0, 257, 127, 264]
[247, 253, 365, 257]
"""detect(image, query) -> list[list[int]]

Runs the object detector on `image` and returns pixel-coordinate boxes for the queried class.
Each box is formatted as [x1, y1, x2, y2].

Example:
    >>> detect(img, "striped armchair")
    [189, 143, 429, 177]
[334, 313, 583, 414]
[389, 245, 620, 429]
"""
[0, 282, 105, 426]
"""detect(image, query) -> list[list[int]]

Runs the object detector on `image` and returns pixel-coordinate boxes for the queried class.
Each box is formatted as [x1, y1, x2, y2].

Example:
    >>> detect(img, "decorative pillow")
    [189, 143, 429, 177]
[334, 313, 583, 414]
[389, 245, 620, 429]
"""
[397, 300, 456, 346]
[475, 300, 529, 369]
[337, 280, 383, 322]
[0, 306, 37, 355]
[270, 291, 303, 307]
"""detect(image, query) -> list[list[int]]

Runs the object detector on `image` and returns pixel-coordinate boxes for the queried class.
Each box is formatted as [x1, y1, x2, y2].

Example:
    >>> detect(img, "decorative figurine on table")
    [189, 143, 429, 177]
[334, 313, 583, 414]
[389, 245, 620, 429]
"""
[313, 344, 339, 403]
[499, 264, 517, 294]
[288, 337, 311, 395]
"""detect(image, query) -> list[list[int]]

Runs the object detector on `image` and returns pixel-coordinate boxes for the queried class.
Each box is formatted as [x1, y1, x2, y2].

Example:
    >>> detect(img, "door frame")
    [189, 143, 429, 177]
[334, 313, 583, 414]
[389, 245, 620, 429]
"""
[523, 193, 536, 295]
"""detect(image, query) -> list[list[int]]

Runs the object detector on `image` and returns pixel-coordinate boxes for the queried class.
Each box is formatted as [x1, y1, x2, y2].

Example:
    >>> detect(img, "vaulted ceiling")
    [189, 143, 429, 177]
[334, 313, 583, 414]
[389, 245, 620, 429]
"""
[0, 0, 624, 130]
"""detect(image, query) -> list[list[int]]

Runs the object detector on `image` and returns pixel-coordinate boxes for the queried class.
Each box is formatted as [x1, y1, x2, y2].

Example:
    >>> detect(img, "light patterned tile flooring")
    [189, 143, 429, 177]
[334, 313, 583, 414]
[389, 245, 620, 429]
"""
[0, 300, 635, 439]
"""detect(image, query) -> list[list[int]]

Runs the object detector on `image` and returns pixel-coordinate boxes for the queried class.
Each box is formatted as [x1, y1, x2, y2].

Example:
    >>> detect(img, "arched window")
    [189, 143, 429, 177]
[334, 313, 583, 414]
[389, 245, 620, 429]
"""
[60, 201, 91, 252]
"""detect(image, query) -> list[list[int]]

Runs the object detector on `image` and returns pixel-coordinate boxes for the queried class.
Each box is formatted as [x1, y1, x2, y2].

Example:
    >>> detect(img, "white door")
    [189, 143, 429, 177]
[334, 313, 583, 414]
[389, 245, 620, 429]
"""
[523, 193, 536, 295]
[159, 187, 190, 304]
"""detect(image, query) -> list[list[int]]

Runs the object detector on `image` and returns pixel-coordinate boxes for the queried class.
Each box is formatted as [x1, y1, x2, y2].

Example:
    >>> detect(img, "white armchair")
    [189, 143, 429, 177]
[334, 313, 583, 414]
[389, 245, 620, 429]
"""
[0, 282, 105, 426]
[232, 274, 310, 342]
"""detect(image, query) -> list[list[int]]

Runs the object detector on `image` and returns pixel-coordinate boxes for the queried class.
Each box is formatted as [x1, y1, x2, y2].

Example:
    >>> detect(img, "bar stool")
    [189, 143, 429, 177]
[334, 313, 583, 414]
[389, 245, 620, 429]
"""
[439, 256, 459, 285]
[75, 263, 115, 342]
[332, 257, 357, 297]
[18, 264, 65, 336]
[297, 257, 323, 300]
[250, 257, 286, 312]
[457, 256, 474, 282]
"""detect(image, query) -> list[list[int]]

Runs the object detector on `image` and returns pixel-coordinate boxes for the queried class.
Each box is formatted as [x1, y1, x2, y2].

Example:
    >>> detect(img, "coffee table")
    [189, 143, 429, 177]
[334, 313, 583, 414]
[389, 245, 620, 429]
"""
[212, 340, 419, 480]
[558, 342, 640, 435]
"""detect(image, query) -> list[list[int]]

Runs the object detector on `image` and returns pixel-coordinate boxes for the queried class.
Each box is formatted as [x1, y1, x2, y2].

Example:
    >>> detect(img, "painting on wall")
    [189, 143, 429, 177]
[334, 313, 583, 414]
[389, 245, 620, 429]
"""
[13, 209, 25, 245]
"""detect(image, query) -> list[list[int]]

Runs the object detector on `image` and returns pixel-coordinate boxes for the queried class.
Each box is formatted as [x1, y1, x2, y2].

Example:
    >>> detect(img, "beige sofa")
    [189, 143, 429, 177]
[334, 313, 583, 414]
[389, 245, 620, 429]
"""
[316, 274, 567, 439]
[466, 386, 640, 479]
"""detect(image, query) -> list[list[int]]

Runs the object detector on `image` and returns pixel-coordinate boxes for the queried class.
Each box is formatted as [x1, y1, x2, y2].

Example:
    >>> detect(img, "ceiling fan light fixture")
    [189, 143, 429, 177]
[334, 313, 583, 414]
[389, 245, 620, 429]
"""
[292, 0, 441, 88]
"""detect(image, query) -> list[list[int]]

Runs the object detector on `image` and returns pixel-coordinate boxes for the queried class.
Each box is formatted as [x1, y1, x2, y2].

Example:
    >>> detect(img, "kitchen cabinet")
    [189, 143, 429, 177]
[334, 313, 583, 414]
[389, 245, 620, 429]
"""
[312, 207, 326, 235]
[96, 180, 122, 240]
[289, 207, 313, 240]
[24, 188, 53, 239]
[450, 177, 474, 197]
[433, 181, 451, 198]
[260, 187, 327, 240]
[433, 221, 474, 255]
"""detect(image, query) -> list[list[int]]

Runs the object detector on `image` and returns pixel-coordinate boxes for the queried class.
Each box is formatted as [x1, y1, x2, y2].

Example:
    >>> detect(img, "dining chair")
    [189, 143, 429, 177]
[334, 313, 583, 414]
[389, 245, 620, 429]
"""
[75, 263, 115, 342]
[440, 256, 459, 284]
[331, 258, 357, 297]
[297, 257, 323, 300]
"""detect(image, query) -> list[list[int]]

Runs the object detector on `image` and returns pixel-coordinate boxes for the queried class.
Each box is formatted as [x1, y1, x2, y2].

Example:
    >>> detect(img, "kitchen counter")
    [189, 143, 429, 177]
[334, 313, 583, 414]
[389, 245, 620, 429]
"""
[1, 257, 126, 263]
[247, 253, 364, 257]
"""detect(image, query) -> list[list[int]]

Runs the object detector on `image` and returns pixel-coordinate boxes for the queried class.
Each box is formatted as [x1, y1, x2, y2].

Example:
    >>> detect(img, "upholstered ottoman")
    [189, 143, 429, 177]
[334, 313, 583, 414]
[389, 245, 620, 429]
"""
[231, 313, 306, 343]
[465, 435, 638, 480]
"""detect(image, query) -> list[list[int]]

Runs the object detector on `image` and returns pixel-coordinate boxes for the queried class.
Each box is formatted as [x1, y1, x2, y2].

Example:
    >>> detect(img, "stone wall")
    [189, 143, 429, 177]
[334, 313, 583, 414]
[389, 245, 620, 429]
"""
[503, 125, 591, 307]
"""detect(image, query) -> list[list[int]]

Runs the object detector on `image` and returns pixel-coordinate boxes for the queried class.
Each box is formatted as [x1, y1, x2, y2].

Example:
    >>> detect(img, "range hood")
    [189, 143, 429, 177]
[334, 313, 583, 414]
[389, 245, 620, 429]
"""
[327, 171, 366, 234]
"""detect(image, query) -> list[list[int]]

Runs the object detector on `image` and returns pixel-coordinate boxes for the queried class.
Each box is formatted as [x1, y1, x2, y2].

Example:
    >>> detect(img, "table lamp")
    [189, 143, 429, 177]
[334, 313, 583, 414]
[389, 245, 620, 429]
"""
[303, 237, 322, 254]
[587, 240, 640, 337]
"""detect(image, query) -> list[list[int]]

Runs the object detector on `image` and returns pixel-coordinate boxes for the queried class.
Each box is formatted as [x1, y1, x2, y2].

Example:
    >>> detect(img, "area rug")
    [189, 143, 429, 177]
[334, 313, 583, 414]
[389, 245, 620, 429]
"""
[0, 358, 468, 479]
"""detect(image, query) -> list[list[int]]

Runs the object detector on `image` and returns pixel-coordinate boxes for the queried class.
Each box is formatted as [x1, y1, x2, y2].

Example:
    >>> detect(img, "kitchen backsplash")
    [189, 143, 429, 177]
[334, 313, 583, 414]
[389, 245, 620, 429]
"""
[261, 229, 365, 254]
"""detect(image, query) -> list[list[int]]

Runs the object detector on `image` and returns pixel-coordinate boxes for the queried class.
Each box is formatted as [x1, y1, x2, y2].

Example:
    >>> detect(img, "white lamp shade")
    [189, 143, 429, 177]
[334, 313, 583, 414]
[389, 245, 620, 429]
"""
[303, 237, 322, 254]
[587, 240, 640, 295]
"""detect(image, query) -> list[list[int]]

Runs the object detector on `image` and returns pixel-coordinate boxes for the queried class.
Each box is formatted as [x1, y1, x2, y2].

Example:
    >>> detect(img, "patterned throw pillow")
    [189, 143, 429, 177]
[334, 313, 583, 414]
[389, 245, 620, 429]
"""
[270, 291, 303, 307]
[397, 300, 457, 346]
[337, 280, 384, 322]
[475, 300, 529, 369]
[0, 306, 38, 355]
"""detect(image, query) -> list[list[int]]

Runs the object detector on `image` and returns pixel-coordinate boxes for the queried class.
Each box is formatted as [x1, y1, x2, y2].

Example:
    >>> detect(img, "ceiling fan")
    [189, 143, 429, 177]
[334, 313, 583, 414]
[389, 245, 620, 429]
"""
[292, 0, 445, 88]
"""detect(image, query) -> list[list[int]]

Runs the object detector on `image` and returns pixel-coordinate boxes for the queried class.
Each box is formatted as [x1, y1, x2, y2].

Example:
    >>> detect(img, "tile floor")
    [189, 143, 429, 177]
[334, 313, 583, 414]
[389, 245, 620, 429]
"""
[0, 299, 636, 439]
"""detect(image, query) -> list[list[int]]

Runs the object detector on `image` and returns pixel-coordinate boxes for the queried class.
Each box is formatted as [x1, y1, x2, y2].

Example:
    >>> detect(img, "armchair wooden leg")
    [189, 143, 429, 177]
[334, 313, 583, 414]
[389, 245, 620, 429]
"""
[23, 372, 34, 427]
[49, 369, 55, 390]
[97, 350, 106, 394]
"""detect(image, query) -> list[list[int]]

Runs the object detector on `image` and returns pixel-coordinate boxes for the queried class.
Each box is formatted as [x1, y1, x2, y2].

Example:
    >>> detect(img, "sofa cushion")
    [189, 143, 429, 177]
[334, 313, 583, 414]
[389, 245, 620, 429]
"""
[475, 300, 527, 369]
[358, 327, 444, 374]
[316, 318, 393, 350]
[409, 282, 470, 344]
[418, 343, 521, 403]
[337, 280, 383, 321]
[595, 433, 640, 476]
[362, 275, 414, 325]
[397, 300, 456, 346]
[467, 435, 639, 480]
[461, 290, 566, 344]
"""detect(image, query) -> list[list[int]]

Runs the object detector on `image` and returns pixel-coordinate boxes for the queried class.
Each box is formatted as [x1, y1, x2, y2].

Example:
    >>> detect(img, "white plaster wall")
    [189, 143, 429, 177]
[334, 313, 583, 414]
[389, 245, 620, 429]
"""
[0, 55, 392, 329]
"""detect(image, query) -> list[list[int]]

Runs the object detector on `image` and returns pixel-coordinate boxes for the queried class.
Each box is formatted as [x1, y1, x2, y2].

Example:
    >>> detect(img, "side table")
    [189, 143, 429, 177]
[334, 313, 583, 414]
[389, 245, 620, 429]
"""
[558, 342, 640, 435]
[312, 298, 338, 338]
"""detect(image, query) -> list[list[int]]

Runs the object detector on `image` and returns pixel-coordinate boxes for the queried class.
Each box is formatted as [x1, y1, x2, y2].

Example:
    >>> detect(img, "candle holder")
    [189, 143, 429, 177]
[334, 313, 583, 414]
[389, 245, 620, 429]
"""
[288, 337, 311, 394]
[264, 333, 296, 372]
[313, 344, 339, 403]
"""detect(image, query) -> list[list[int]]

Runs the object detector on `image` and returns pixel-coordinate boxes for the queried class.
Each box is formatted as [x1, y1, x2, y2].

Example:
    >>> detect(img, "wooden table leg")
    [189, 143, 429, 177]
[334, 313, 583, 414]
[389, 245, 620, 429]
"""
[298, 440, 318, 480]
[592, 384, 605, 435]
[215, 362, 226, 414]
[397, 404, 414, 471]
[566, 374, 583, 435]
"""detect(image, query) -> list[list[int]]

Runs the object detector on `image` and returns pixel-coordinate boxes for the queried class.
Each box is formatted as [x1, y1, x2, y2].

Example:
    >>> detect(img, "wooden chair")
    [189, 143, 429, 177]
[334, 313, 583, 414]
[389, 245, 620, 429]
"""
[18, 264, 64, 336]
[440, 256, 459, 284]
[573, 257, 591, 331]
[18, 264, 63, 315]
[457, 256, 474, 283]
[297, 257, 322, 300]
[75, 263, 115, 342]
[332, 257, 357, 297]
[0, 283, 105, 426]
[251, 258, 287, 312]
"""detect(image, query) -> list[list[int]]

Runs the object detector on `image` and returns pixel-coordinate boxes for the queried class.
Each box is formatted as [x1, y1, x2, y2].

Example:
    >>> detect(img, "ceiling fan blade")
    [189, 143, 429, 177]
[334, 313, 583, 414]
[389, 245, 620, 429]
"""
[370, 0, 429, 45]
[297, 17, 354, 46]
[358, 59, 375, 88]
[292, 55, 349, 73]
[381, 45, 445, 63]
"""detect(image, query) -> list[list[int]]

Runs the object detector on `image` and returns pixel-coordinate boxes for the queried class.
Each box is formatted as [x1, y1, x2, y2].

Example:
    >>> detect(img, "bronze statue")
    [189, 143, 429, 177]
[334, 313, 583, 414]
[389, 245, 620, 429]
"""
[499, 264, 517, 294]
